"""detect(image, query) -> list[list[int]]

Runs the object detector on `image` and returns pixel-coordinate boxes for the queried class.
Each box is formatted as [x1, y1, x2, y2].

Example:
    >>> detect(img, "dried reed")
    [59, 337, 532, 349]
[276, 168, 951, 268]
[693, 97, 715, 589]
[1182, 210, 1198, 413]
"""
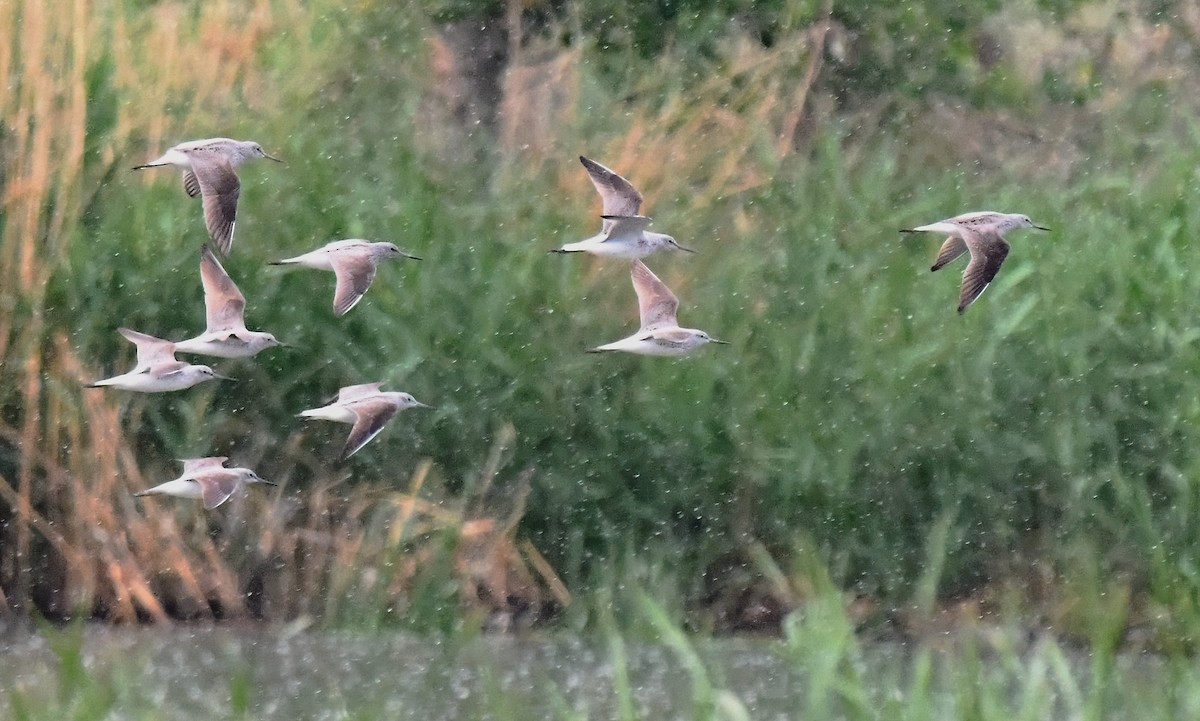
[0, 0, 562, 626]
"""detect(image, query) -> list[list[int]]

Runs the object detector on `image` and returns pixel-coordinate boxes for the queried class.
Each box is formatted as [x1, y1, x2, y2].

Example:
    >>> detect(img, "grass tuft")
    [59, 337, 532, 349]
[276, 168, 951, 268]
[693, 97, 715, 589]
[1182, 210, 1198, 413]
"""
[5, 0, 1200, 652]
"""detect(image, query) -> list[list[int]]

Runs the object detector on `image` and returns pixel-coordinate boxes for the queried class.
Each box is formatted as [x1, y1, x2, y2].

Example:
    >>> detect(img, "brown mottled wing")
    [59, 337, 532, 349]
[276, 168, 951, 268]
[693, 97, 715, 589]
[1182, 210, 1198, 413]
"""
[183, 170, 201, 198]
[601, 215, 651, 240]
[958, 231, 1010, 314]
[341, 398, 400, 459]
[328, 248, 377, 317]
[931, 235, 968, 272]
[118, 327, 177, 370]
[191, 153, 241, 255]
[335, 382, 385, 404]
[196, 472, 239, 510]
[631, 260, 679, 332]
[199, 245, 246, 332]
[148, 360, 189, 378]
[580, 156, 643, 234]
[179, 457, 229, 477]
[651, 328, 694, 344]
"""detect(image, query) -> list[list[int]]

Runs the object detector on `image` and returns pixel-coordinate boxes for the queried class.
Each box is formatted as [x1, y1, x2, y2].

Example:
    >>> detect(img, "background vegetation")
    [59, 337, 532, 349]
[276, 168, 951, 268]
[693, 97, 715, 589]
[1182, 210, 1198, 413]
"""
[3, 0, 1200, 654]
[5, 598, 1193, 720]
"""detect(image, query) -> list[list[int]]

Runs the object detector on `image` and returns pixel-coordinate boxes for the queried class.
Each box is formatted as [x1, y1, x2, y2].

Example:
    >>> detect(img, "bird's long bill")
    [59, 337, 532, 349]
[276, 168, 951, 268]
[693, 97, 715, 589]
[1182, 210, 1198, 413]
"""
[264, 153, 285, 164]
[214, 373, 238, 381]
[260, 479, 279, 486]
[677, 244, 697, 253]
[710, 338, 730, 345]
[416, 402, 436, 410]
[1034, 225, 1051, 231]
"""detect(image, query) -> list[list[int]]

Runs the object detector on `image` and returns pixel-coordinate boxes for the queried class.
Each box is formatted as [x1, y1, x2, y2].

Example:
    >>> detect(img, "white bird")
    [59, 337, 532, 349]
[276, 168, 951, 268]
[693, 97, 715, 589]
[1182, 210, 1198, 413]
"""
[173, 245, 283, 359]
[134, 457, 275, 509]
[88, 328, 233, 392]
[900, 211, 1050, 313]
[271, 240, 421, 316]
[551, 156, 693, 258]
[299, 382, 432, 459]
[589, 260, 726, 356]
[133, 138, 282, 255]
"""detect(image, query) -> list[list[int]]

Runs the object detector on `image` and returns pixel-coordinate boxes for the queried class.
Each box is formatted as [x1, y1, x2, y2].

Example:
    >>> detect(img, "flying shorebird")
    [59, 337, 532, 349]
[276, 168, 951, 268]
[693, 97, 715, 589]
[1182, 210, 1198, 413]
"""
[900, 211, 1050, 314]
[173, 245, 283, 359]
[550, 155, 694, 258]
[589, 260, 727, 355]
[270, 240, 421, 316]
[88, 328, 233, 392]
[133, 457, 275, 510]
[133, 138, 283, 255]
[299, 382, 432, 460]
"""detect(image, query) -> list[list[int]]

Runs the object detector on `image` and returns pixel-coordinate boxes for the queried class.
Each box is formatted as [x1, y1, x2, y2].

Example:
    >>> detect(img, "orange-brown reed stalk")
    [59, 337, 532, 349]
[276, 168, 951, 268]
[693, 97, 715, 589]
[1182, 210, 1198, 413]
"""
[494, 3, 833, 211]
[0, 0, 563, 625]
[0, 0, 289, 622]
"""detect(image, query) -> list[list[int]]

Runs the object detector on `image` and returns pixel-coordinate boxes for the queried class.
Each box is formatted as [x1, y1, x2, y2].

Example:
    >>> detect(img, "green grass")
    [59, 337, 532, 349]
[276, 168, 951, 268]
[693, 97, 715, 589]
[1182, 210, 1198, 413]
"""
[3, 593, 1199, 721]
[7, 0, 1200, 645]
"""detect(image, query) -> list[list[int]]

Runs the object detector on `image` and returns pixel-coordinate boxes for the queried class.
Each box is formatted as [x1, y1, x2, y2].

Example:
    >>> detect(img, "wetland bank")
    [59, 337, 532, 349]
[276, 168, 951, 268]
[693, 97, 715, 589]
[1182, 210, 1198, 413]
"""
[5, 0, 1200, 717]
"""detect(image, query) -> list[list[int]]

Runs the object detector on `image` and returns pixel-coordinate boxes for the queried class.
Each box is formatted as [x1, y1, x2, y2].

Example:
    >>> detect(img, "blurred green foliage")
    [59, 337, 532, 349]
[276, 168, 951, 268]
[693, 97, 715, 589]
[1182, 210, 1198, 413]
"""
[4, 597, 1200, 720]
[5, 0, 1200, 638]
[424, 0, 1096, 100]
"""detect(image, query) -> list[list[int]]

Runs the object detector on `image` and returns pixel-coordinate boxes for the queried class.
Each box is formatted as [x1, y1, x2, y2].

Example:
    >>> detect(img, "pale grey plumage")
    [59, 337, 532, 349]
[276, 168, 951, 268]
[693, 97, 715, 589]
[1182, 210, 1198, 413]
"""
[589, 260, 726, 356]
[901, 211, 1049, 313]
[133, 138, 282, 255]
[134, 457, 274, 510]
[580, 155, 643, 234]
[552, 156, 693, 258]
[299, 383, 432, 459]
[271, 240, 420, 316]
[88, 328, 233, 392]
[173, 245, 282, 359]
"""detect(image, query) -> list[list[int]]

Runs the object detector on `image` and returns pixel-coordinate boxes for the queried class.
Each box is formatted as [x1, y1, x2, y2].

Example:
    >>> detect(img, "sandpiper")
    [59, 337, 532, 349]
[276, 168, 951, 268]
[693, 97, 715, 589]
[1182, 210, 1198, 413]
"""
[88, 328, 233, 392]
[589, 260, 727, 355]
[271, 240, 421, 317]
[550, 156, 693, 258]
[133, 138, 282, 255]
[134, 457, 275, 510]
[901, 211, 1050, 314]
[173, 245, 283, 359]
[299, 382, 432, 459]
